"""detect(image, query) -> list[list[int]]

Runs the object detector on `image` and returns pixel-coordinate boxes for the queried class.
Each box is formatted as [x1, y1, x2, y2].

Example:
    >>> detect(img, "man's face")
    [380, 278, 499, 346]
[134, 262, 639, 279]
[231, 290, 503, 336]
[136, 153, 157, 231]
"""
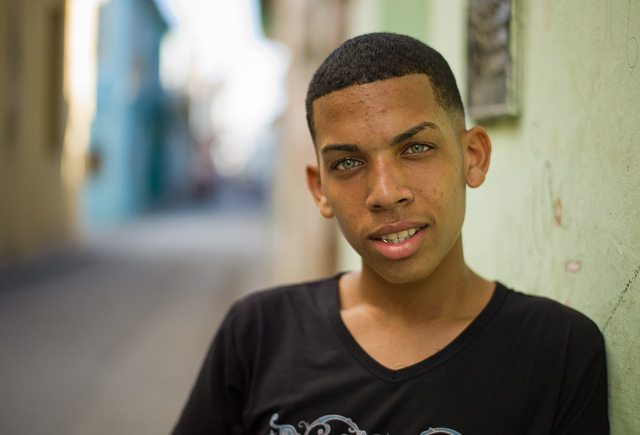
[308, 74, 475, 285]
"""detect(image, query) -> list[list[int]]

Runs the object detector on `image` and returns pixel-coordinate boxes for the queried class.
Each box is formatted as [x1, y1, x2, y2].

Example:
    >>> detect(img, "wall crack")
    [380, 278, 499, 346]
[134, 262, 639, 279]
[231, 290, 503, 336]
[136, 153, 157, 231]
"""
[603, 263, 640, 331]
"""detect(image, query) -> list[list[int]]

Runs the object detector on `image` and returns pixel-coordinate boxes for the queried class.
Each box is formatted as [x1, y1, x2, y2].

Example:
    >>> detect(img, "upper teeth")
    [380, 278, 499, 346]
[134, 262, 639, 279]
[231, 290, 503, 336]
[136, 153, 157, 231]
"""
[379, 228, 418, 244]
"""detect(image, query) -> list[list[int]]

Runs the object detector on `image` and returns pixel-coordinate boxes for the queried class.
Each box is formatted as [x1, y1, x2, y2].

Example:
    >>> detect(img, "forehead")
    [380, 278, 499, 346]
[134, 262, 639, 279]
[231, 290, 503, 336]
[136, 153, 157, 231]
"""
[312, 74, 451, 145]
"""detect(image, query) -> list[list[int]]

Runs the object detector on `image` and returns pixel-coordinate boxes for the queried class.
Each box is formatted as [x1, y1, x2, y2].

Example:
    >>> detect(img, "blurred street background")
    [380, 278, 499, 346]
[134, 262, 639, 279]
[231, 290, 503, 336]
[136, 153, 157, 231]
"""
[1, 0, 639, 433]
[1, 1, 341, 433]
[0, 190, 270, 434]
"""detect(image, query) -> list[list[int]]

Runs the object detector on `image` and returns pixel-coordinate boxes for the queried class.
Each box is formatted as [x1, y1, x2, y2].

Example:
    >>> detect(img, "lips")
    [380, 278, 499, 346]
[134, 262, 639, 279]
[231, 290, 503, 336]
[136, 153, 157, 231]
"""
[369, 223, 428, 260]
[370, 222, 427, 241]
[376, 227, 419, 244]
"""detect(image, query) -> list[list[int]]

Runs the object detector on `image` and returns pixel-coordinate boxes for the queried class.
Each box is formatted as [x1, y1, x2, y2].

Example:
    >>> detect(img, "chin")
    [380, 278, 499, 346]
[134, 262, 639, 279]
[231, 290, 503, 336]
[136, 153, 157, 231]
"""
[370, 262, 436, 286]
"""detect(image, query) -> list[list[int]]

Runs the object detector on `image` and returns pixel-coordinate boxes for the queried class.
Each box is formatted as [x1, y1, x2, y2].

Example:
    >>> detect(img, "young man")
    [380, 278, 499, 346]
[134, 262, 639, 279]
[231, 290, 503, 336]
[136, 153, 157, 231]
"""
[173, 33, 609, 435]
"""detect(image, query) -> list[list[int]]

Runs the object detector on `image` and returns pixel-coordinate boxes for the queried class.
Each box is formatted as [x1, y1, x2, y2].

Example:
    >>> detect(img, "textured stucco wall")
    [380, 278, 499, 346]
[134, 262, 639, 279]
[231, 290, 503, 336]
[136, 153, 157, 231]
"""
[343, 0, 640, 431]
[458, 1, 640, 432]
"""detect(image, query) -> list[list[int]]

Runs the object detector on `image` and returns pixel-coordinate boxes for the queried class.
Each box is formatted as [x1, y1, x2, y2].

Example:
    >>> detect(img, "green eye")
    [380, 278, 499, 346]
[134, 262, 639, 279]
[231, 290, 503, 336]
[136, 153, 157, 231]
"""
[406, 143, 428, 154]
[337, 158, 360, 170]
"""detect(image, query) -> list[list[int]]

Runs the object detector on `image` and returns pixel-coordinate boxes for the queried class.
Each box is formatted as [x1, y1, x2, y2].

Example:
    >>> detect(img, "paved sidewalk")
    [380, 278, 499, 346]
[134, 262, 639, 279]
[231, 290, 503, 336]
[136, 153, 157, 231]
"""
[0, 208, 272, 435]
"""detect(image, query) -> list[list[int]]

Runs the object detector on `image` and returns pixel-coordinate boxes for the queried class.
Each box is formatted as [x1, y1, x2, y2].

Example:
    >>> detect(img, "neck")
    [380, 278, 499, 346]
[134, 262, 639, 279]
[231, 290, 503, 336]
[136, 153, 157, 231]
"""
[340, 239, 493, 324]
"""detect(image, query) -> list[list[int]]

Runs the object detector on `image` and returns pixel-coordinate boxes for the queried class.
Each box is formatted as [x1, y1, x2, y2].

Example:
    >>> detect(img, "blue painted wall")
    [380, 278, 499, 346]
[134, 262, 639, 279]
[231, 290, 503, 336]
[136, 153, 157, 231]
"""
[85, 0, 169, 226]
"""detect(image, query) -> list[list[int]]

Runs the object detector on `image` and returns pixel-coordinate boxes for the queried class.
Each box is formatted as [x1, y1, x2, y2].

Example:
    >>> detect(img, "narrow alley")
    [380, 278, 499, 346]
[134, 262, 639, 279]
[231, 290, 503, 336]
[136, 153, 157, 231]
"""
[0, 203, 271, 435]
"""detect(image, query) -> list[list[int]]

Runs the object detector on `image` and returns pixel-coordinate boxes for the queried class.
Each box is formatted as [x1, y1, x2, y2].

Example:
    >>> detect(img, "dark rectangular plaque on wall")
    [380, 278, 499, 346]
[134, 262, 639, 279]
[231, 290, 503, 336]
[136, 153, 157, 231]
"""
[467, 0, 518, 120]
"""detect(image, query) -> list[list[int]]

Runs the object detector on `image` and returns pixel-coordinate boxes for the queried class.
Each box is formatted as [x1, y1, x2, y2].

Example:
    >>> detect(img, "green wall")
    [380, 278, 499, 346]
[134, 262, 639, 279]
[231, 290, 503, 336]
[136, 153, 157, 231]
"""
[380, 0, 429, 41]
[344, 0, 640, 432]
[438, 1, 640, 432]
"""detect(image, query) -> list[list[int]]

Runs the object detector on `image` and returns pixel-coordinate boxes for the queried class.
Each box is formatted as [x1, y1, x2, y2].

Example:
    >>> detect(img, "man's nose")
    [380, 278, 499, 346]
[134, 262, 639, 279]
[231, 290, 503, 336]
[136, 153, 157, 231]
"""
[365, 159, 413, 211]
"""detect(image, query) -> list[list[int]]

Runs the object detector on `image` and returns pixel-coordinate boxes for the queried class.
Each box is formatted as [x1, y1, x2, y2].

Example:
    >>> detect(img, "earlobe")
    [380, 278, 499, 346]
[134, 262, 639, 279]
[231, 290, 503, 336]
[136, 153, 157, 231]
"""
[463, 126, 492, 188]
[306, 164, 334, 218]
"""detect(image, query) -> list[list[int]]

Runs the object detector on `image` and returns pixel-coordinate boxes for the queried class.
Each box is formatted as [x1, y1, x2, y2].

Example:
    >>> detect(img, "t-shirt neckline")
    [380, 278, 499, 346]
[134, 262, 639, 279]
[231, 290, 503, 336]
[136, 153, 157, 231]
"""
[328, 275, 508, 382]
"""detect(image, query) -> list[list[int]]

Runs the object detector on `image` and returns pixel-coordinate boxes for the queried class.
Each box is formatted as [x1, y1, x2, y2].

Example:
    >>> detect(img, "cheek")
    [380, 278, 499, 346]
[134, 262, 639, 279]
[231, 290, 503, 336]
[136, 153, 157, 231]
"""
[446, 177, 467, 222]
[333, 203, 359, 228]
[325, 189, 359, 226]
[416, 168, 465, 216]
[324, 194, 367, 248]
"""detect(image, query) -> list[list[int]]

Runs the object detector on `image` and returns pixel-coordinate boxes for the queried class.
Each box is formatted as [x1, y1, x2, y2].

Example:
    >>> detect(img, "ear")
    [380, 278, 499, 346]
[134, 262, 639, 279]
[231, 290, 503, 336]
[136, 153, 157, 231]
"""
[463, 126, 492, 188]
[306, 164, 334, 218]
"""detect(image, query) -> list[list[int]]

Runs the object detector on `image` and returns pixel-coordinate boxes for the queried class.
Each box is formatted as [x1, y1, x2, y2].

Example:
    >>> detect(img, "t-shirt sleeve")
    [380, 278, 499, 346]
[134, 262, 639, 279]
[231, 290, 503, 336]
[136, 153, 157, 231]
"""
[552, 322, 609, 435]
[171, 304, 247, 435]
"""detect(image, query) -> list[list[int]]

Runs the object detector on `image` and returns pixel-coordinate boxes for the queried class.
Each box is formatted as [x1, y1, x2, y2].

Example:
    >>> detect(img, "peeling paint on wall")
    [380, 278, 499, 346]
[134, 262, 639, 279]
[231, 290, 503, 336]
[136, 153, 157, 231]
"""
[564, 260, 582, 274]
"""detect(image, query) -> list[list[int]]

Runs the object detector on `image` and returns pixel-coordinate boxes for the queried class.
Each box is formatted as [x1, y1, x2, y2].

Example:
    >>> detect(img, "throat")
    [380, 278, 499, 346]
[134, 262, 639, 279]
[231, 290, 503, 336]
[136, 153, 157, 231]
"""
[340, 309, 468, 370]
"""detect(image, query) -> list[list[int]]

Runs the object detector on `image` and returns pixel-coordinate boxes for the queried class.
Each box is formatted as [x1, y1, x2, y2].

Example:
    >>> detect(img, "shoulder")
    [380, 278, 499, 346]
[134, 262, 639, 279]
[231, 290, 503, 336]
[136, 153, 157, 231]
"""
[499, 283, 600, 327]
[212, 274, 342, 368]
[495, 282, 605, 351]
[490, 284, 609, 432]
[232, 274, 340, 312]
[222, 273, 341, 332]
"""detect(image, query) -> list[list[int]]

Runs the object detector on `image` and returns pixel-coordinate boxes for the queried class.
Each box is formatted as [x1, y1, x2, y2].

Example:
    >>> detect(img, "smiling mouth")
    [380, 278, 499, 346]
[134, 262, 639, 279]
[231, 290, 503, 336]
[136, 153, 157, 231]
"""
[376, 227, 422, 244]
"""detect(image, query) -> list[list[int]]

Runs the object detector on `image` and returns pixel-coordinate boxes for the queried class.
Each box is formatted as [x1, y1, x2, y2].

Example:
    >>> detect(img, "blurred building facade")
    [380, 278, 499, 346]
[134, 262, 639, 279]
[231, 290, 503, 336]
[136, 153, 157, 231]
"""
[0, 0, 196, 264]
[263, 0, 349, 285]
[84, 0, 175, 226]
[0, 0, 70, 264]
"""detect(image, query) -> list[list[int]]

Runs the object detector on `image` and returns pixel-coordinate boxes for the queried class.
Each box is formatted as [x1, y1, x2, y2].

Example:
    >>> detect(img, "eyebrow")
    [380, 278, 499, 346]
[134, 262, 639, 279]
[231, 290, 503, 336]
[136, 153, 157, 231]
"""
[390, 121, 440, 145]
[320, 121, 440, 157]
[320, 143, 360, 156]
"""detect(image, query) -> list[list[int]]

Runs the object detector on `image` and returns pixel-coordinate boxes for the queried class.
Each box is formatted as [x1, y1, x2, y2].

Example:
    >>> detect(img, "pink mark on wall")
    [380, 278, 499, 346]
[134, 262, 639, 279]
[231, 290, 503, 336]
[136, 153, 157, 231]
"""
[565, 260, 582, 273]
[554, 198, 562, 226]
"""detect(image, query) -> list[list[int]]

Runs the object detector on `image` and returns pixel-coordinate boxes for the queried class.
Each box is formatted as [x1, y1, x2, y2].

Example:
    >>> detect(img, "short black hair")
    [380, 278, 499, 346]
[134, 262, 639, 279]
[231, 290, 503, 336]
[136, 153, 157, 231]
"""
[306, 32, 465, 143]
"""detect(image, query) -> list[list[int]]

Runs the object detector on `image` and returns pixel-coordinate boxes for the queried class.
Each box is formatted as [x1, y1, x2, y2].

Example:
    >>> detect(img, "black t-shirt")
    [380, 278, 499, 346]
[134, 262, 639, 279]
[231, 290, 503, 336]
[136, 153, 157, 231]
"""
[173, 275, 609, 434]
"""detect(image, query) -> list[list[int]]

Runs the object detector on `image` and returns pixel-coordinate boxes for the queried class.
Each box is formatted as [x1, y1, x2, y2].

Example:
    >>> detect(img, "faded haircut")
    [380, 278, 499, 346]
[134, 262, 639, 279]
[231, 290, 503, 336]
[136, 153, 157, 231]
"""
[306, 32, 465, 143]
